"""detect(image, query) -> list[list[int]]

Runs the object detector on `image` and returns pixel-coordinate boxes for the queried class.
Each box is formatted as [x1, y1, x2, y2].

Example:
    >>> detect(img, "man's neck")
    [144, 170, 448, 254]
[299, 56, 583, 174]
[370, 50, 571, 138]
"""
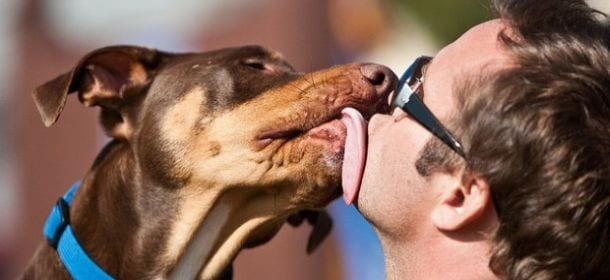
[379, 230, 498, 280]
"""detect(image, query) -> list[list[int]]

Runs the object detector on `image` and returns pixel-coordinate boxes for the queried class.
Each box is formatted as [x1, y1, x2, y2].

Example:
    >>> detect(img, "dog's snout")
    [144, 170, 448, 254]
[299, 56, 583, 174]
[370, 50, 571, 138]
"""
[360, 64, 397, 97]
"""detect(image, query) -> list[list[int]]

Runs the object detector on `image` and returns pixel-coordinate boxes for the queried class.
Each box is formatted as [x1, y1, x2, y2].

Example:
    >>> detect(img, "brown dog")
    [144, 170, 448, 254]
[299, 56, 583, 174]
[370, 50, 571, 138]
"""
[23, 45, 395, 279]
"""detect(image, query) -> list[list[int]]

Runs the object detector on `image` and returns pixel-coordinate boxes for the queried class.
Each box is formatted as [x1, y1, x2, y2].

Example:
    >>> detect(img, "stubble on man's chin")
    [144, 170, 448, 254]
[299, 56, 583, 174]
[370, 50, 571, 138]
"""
[355, 186, 376, 224]
[355, 185, 395, 237]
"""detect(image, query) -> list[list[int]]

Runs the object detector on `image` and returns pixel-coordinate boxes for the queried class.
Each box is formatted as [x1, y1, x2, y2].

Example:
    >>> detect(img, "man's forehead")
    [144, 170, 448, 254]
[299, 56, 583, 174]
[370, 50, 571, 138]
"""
[429, 20, 513, 87]
[441, 19, 511, 68]
[421, 19, 513, 120]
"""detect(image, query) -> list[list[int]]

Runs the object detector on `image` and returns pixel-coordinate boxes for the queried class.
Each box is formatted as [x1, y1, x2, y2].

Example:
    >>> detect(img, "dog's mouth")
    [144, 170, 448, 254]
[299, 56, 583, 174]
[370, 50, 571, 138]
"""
[255, 103, 381, 150]
[253, 64, 396, 205]
[255, 64, 394, 150]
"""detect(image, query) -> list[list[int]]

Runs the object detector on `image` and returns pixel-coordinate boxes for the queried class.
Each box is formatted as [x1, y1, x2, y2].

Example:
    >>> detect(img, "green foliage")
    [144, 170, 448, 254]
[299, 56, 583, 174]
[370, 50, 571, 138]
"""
[393, 0, 492, 45]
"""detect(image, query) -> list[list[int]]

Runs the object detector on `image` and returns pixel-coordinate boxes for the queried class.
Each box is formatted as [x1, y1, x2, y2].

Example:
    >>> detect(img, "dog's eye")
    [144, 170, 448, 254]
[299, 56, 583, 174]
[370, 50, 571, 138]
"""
[242, 59, 273, 72]
[245, 62, 266, 70]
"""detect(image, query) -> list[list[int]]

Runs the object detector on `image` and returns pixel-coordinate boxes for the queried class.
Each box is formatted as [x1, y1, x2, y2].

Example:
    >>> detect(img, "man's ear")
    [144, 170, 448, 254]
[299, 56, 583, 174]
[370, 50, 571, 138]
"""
[33, 45, 167, 138]
[430, 171, 492, 231]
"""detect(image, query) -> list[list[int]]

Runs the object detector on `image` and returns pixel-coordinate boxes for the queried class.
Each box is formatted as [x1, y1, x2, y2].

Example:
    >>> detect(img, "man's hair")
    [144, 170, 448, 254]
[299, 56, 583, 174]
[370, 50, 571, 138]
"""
[416, 0, 610, 278]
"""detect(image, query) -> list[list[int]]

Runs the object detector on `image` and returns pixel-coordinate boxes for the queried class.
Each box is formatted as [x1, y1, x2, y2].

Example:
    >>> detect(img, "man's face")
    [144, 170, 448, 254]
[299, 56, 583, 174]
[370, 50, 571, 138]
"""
[356, 20, 511, 239]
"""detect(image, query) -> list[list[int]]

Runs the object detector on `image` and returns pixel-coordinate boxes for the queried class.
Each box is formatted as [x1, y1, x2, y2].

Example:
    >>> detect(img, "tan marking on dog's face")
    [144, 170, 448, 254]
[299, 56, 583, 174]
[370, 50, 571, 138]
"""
[160, 87, 206, 144]
[152, 86, 225, 183]
[184, 89, 302, 187]
[186, 110, 260, 186]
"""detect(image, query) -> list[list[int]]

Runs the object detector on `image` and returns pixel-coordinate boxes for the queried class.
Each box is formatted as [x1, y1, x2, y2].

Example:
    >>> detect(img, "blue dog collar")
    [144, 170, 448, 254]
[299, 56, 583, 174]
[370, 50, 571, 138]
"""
[43, 181, 114, 280]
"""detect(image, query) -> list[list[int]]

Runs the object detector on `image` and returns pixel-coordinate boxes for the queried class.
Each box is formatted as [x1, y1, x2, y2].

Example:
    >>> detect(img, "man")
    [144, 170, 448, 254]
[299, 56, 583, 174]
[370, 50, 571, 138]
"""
[342, 0, 610, 278]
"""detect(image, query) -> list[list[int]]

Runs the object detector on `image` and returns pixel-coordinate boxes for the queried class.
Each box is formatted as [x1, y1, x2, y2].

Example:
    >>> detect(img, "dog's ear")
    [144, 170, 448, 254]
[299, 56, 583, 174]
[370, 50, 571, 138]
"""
[33, 45, 166, 131]
[287, 210, 333, 254]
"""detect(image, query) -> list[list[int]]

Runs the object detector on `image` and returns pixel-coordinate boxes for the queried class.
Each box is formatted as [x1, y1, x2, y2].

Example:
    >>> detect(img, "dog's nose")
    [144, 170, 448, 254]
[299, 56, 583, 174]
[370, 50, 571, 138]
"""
[360, 64, 397, 97]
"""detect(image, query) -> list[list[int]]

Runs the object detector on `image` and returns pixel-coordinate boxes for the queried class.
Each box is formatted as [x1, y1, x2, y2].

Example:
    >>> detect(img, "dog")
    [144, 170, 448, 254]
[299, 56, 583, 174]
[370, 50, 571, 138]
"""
[23, 45, 396, 279]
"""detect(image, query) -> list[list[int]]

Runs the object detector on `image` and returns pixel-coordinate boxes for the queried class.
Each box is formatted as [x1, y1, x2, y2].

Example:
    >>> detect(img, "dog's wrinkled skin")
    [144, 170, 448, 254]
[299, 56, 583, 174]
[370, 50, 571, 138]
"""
[23, 45, 395, 279]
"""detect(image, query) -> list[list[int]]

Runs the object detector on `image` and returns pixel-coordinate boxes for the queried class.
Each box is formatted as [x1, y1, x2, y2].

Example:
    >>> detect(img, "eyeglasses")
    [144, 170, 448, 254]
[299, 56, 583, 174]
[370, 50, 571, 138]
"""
[392, 56, 466, 157]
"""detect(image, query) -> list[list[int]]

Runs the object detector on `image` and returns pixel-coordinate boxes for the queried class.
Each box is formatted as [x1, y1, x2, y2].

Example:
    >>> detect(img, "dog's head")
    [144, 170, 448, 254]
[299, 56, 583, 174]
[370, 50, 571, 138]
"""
[34, 44, 394, 205]
[33, 45, 395, 269]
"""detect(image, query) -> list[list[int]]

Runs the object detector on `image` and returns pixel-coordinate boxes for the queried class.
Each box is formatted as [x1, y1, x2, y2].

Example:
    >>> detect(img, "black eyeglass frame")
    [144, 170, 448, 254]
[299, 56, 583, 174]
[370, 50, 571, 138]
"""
[393, 56, 466, 157]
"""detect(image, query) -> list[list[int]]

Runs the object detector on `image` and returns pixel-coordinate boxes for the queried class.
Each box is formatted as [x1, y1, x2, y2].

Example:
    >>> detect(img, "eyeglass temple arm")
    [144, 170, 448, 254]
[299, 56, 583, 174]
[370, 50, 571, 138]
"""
[400, 94, 466, 157]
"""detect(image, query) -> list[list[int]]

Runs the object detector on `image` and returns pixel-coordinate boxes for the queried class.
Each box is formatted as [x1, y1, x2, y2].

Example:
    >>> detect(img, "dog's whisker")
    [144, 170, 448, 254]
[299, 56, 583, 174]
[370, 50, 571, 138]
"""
[287, 83, 307, 95]
[322, 72, 330, 88]
[302, 73, 314, 91]
[310, 72, 317, 90]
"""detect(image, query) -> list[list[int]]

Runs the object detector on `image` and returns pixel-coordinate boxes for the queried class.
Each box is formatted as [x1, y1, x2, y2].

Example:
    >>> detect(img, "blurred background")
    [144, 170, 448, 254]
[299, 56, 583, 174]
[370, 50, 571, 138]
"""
[1, 0, 608, 279]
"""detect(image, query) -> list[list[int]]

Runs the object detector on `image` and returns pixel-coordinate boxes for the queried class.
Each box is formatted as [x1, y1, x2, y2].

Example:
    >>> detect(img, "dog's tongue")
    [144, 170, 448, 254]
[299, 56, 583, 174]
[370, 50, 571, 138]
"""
[340, 108, 367, 205]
